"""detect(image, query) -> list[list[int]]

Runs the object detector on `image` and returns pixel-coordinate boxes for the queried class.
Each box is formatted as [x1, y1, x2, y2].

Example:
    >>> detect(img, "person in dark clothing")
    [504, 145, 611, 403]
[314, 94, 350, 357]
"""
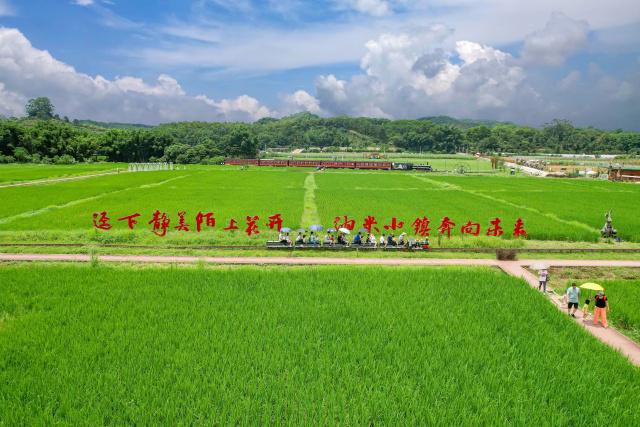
[337, 233, 347, 245]
[387, 234, 396, 246]
[353, 232, 362, 245]
[593, 291, 609, 328]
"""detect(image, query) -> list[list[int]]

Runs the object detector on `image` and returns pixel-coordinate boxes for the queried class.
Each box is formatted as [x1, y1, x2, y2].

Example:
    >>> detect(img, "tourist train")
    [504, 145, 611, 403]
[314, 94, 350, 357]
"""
[224, 158, 432, 171]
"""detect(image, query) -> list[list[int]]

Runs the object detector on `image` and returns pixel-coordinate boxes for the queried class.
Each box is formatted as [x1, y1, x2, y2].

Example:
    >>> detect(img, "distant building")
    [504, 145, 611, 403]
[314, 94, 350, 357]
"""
[608, 167, 640, 182]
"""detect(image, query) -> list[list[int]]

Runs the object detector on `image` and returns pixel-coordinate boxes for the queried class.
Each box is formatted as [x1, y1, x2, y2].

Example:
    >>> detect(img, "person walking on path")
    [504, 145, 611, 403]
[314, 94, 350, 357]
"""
[593, 291, 609, 328]
[538, 269, 548, 293]
[566, 282, 580, 318]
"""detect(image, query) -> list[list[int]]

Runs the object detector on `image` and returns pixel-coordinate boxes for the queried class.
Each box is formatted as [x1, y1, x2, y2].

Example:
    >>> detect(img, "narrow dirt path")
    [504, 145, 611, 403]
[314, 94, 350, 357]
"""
[1, 253, 639, 366]
[301, 172, 321, 227]
[498, 262, 640, 366]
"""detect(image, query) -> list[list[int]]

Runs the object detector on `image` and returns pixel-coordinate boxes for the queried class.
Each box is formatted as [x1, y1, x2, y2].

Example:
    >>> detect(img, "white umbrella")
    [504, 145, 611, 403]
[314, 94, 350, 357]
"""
[530, 262, 549, 270]
[338, 228, 351, 234]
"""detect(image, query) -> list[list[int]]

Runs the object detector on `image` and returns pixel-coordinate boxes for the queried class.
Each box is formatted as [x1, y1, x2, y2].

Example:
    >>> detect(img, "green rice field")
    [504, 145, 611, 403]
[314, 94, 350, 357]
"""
[0, 265, 638, 424]
[2, 164, 640, 245]
[0, 163, 126, 184]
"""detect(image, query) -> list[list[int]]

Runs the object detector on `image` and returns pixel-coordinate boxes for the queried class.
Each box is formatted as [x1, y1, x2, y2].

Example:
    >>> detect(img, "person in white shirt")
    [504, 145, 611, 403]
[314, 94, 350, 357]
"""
[538, 269, 548, 293]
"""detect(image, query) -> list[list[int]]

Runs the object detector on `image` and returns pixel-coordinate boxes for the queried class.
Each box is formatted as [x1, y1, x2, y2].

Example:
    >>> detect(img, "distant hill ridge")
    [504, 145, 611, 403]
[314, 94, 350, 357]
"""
[72, 114, 509, 130]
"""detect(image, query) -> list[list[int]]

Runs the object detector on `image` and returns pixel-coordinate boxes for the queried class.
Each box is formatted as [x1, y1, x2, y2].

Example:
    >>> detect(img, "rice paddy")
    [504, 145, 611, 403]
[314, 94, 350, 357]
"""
[0, 163, 126, 184]
[2, 164, 640, 245]
[0, 264, 638, 424]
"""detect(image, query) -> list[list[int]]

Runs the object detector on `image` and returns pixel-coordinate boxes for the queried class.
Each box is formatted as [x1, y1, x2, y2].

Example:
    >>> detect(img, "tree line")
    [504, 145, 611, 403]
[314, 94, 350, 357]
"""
[1, 97, 639, 164]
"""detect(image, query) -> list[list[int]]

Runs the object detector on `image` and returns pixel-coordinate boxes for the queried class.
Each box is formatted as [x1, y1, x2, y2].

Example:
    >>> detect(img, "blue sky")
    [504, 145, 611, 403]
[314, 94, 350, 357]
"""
[0, 0, 639, 129]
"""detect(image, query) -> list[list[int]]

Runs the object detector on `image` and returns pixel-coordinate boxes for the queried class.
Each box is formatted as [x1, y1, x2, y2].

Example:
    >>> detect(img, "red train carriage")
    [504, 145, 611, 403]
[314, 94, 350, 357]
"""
[259, 159, 289, 167]
[354, 161, 392, 170]
[289, 159, 323, 167]
[321, 161, 357, 169]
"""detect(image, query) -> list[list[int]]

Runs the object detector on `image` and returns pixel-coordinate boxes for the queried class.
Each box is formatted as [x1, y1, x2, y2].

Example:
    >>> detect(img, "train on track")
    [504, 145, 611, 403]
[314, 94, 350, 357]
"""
[224, 158, 433, 171]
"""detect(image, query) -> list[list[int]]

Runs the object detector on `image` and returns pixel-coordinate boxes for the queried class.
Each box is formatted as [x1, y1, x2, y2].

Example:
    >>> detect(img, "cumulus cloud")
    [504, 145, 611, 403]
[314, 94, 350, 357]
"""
[302, 13, 640, 129]
[0, 28, 273, 123]
[280, 90, 324, 115]
[0, 82, 25, 117]
[312, 25, 542, 122]
[521, 12, 589, 66]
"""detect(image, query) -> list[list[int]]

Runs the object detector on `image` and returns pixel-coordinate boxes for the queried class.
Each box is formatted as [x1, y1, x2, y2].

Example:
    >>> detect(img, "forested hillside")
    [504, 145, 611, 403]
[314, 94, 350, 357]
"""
[1, 109, 639, 164]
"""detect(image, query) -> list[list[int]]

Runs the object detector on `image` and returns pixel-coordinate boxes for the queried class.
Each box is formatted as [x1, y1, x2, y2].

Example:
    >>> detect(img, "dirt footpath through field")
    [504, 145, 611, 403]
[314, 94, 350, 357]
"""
[1, 253, 639, 366]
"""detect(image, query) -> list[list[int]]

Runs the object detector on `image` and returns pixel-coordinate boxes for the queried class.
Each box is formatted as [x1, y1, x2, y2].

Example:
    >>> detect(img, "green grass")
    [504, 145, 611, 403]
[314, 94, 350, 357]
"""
[0, 265, 638, 424]
[3, 164, 640, 246]
[599, 279, 640, 342]
[1, 167, 305, 245]
[427, 175, 640, 242]
[0, 163, 126, 183]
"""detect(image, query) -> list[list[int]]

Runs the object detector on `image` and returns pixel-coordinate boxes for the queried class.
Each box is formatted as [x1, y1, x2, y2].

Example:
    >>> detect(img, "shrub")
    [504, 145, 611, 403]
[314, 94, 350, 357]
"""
[55, 154, 76, 165]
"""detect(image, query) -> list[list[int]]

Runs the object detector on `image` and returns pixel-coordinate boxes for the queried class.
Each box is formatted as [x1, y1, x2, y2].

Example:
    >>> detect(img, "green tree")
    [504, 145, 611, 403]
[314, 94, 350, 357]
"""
[25, 97, 56, 120]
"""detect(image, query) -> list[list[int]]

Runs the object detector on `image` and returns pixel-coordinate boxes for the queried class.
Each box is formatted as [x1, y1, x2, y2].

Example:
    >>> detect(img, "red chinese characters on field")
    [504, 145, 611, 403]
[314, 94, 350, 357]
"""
[92, 211, 529, 239]
[437, 216, 456, 238]
[266, 213, 283, 231]
[245, 215, 259, 236]
[460, 221, 480, 236]
[362, 215, 380, 233]
[148, 210, 171, 237]
[334, 215, 356, 231]
[513, 217, 528, 237]
[383, 217, 405, 231]
[92, 211, 112, 230]
[487, 217, 504, 237]
[174, 211, 190, 232]
[412, 216, 431, 237]
[196, 212, 216, 232]
[223, 218, 239, 231]
[118, 213, 141, 230]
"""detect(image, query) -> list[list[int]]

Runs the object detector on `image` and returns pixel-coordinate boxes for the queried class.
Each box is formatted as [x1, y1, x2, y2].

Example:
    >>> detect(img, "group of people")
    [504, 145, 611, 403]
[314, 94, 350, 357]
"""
[539, 270, 609, 328]
[566, 282, 609, 328]
[278, 230, 429, 248]
[277, 231, 322, 246]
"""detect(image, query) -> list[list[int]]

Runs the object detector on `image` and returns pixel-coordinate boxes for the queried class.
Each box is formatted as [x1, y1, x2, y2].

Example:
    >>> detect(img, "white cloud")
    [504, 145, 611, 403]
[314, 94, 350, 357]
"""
[281, 90, 323, 115]
[128, 1, 640, 75]
[0, 28, 273, 124]
[558, 70, 581, 90]
[140, 21, 379, 72]
[312, 26, 539, 121]
[0, 0, 15, 16]
[0, 82, 25, 117]
[521, 11, 589, 66]
[73, 0, 95, 5]
[204, 0, 253, 13]
[336, 0, 392, 16]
